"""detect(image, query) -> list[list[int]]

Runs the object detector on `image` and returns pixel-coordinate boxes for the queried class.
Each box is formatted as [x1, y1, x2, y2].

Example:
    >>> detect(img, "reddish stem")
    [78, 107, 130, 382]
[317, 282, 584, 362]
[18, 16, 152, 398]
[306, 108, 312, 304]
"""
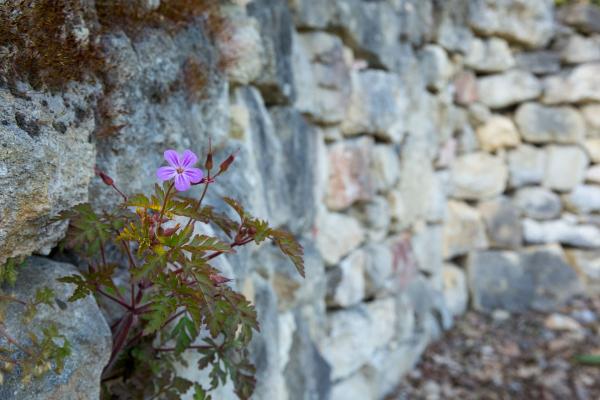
[97, 287, 132, 310]
[103, 312, 135, 375]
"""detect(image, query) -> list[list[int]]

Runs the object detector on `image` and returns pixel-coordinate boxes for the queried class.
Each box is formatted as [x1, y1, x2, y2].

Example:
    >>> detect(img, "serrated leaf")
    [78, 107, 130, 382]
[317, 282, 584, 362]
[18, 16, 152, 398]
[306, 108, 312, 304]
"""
[183, 235, 231, 254]
[269, 230, 305, 278]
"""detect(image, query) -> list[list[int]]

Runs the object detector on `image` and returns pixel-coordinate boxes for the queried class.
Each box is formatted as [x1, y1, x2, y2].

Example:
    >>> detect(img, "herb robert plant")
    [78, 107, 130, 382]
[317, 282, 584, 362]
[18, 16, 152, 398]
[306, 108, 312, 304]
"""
[56, 145, 304, 400]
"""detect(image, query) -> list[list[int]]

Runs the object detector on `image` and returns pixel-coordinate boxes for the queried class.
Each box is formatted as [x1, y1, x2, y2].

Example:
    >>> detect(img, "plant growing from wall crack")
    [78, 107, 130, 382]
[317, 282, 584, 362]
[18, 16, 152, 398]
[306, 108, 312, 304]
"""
[55, 145, 304, 399]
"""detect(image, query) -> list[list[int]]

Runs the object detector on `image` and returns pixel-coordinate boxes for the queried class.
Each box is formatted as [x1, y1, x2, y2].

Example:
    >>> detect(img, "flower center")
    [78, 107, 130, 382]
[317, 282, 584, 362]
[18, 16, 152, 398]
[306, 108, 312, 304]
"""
[176, 167, 184, 174]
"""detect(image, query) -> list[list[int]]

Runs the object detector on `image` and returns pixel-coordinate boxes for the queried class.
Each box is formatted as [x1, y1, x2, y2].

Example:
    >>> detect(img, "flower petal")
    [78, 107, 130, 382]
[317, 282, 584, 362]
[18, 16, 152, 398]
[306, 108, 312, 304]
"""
[164, 149, 181, 167]
[156, 166, 176, 181]
[174, 173, 191, 192]
[184, 167, 203, 184]
[180, 149, 198, 168]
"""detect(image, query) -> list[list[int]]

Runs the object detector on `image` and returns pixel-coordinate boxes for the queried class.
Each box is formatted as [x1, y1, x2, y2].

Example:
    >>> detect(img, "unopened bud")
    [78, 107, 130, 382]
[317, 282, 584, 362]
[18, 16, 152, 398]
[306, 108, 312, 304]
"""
[160, 225, 180, 236]
[205, 152, 213, 170]
[219, 152, 236, 174]
[98, 171, 114, 186]
[209, 273, 233, 285]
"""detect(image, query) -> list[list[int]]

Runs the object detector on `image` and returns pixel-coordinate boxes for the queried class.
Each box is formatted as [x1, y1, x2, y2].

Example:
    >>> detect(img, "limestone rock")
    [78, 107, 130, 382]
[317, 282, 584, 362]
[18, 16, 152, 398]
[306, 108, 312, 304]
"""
[514, 187, 562, 220]
[566, 249, 600, 293]
[318, 298, 396, 380]
[326, 249, 366, 308]
[563, 185, 600, 214]
[442, 263, 469, 317]
[559, 34, 600, 64]
[411, 224, 443, 276]
[508, 144, 547, 187]
[465, 37, 515, 72]
[325, 137, 374, 211]
[420, 44, 453, 92]
[363, 243, 395, 298]
[293, 32, 352, 124]
[476, 115, 520, 152]
[543, 145, 588, 192]
[478, 196, 522, 249]
[467, 245, 582, 312]
[477, 70, 542, 109]
[450, 152, 508, 200]
[586, 165, 600, 184]
[315, 211, 365, 266]
[468, 0, 555, 48]
[370, 144, 400, 193]
[584, 139, 600, 162]
[0, 85, 96, 265]
[523, 217, 600, 248]
[543, 63, 600, 104]
[558, 3, 600, 34]
[341, 70, 408, 143]
[331, 372, 373, 400]
[443, 201, 488, 259]
[515, 51, 562, 74]
[352, 196, 391, 241]
[515, 103, 585, 144]
[582, 104, 600, 137]
[0, 257, 111, 400]
[454, 71, 479, 106]
[247, 0, 295, 104]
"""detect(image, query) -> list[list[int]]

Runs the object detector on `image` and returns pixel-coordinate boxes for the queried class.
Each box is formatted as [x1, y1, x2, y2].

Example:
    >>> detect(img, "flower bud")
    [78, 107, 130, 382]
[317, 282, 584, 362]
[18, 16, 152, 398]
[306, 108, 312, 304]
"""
[96, 170, 114, 186]
[205, 152, 213, 171]
[219, 153, 236, 174]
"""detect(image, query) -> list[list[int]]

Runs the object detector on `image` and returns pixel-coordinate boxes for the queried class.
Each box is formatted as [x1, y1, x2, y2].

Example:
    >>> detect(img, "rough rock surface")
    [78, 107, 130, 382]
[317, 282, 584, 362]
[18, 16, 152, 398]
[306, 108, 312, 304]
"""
[0, 257, 111, 400]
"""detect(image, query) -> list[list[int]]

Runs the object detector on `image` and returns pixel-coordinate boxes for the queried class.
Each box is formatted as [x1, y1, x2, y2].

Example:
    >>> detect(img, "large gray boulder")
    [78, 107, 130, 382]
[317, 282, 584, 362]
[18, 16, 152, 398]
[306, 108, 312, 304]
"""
[0, 257, 111, 400]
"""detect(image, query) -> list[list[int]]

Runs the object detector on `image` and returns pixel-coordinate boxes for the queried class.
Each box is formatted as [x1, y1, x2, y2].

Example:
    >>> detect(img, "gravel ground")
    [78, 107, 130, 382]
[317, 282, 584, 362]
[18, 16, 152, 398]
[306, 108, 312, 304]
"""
[390, 296, 600, 400]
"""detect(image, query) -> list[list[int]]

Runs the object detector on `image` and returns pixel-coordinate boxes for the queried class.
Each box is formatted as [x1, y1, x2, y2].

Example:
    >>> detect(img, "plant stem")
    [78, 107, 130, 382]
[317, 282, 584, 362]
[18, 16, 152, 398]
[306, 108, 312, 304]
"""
[103, 312, 134, 375]
[154, 344, 210, 352]
[97, 288, 132, 310]
[0, 294, 27, 306]
[158, 182, 174, 228]
[184, 175, 211, 231]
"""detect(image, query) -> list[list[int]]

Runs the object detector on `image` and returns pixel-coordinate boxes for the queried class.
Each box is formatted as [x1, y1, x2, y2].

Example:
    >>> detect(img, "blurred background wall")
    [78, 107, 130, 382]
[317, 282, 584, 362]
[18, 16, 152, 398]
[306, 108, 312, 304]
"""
[2, 0, 600, 398]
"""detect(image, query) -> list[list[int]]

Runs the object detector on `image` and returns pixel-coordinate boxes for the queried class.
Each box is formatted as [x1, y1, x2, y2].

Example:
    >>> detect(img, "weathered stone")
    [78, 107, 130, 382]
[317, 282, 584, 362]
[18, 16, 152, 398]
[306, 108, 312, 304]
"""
[563, 185, 600, 214]
[284, 313, 332, 400]
[515, 51, 562, 74]
[450, 152, 508, 200]
[0, 257, 111, 399]
[566, 249, 600, 293]
[544, 314, 583, 332]
[586, 165, 600, 184]
[467, 103, 492, 127]
[433, 0, 474, 54]
[476, 115, 520, 152]
[325, 137, 374, 211]
[315, 211, 365, 266]
[442, 263, 469, 317]
[219, 9, 264, 85]
[370, 144, 400, 193]
[420, 44, 453, 91]
[393, 137, 439, 227]
[584, 139, 600, 162]
[454, 71, 479, 105]
[293, 32, 351, 124]
[558, 3, 600, 34]
[331, 372, 373, 400]
[386, 234, 419, 290]
[523, 217, 600, 248]
[477, 70, 542, 109]
[465, 37, 515, 72]
[341, 70, 408, 143]
[326, 249, 366, 308]
[443, 201, 488, 259]
[247, 0, 295, 104]
[352, 196, 391, 241]
[467, 245, 582, 312]
[363, 242, 395, 298]
[543, 63, 600, 104]
[543, 145, 589, 192]
[559, 34, 600, 64]
[318, 297, 396, 380]
[478, 196, 522, 249]
[514, 187, 562, 220]
[508, 144, 547, 187]
[411, 223, 443, 276]
[582, 104, 600, 137]
[468, 0, 555, 48]
[515, 103, 585, 144]
[0, 85, 96, 265]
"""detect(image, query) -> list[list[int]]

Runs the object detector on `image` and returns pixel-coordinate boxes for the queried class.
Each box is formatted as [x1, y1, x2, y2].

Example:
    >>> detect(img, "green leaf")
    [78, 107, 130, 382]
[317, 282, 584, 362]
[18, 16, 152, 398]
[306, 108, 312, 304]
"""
[170, 315, 198, 355]
[142, 297, 178, 335]
[183, 235, 231, 254]
[223, 197, 246, 221]
[57, 275, 93, 302]
[34, 287, 55, 307]
[269, 230, 305, 278]
[193, 383, 212, 400]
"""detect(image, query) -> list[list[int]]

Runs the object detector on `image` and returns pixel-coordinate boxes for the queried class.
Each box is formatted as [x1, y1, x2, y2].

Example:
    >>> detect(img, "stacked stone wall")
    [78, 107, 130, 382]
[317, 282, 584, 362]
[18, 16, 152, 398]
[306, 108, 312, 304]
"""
[2, 0, 600, 398]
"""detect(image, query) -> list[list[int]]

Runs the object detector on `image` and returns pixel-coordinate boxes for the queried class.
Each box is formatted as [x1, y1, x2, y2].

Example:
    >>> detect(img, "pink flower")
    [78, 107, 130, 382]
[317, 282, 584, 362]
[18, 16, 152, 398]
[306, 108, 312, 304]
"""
[156, 149, 204, 192]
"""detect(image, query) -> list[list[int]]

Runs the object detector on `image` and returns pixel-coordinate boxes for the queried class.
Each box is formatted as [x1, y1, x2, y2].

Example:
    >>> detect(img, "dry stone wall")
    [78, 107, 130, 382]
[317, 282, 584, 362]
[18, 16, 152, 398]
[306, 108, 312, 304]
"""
[2, 0, 600, 399]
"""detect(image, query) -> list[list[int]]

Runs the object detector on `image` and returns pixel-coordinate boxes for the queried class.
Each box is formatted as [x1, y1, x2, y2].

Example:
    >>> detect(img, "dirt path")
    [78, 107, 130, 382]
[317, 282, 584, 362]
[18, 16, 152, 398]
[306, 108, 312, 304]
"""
[390, 296, 600, 400]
